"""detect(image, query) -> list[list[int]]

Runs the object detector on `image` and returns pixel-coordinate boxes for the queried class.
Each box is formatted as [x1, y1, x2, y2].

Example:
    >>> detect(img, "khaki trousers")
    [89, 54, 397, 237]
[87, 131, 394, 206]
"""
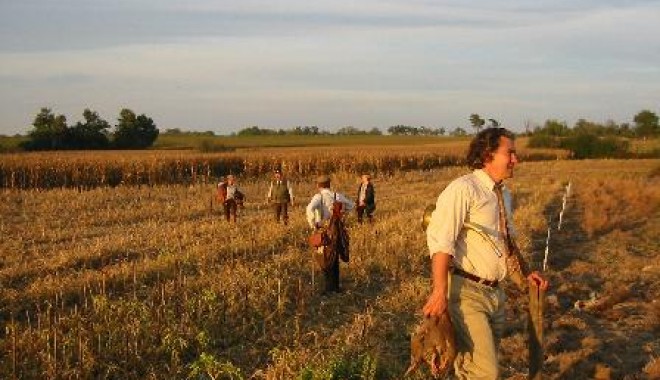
[449, 274, 506, 380]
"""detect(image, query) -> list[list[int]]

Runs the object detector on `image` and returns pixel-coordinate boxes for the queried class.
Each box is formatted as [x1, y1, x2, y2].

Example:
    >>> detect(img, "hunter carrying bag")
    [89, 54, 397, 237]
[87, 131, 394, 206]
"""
[308, 230, 329, 248]
[308, 192, 350, 268]
[308, 231, 333, 270]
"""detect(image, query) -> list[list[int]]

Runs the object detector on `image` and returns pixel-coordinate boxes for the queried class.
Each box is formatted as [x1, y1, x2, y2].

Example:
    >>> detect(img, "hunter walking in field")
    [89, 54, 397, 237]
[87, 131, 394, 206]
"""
[355, 174, 375, 224]
[306, 175, 354, 294]
[423, 127, 549, 379]
[217, 174, 244, 223]
[267, 168, 294, 225]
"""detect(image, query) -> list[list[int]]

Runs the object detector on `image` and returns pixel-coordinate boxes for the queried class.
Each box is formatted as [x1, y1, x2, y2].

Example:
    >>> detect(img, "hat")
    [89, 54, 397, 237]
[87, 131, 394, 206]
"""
[315, 174, 330, 184]
[226, 174, 235, 180]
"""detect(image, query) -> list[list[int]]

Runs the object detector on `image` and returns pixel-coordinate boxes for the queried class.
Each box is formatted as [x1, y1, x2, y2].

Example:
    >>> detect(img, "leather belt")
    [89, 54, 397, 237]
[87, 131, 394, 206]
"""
[452, 267, 499, 288]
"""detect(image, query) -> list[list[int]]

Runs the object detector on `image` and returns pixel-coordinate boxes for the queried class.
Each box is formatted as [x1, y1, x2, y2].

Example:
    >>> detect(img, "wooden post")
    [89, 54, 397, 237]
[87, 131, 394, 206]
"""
[277, 279, 282, 315]
[132, 261, 137, 300]
[528, 281, 545, 379]
[311, 252, 315, 290]
[11, 313, 17, 380]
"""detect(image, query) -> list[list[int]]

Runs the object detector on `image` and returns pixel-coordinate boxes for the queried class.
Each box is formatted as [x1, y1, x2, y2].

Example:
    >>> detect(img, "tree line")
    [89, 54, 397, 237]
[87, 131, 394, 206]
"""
[524, 110, 659, 139]
[234, 110, 659, 139]
[13, 107, 658, 152]
[523, 109, 659, 158]
[234, 114, 503, 137]
[236, 125, 468, 136]
[235, 125, 384, 136]
[21, 108, 159, 150]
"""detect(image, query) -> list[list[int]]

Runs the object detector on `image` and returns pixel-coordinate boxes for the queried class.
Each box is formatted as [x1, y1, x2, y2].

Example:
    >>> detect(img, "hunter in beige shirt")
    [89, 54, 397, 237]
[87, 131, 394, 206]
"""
[426, 169, 516, 282]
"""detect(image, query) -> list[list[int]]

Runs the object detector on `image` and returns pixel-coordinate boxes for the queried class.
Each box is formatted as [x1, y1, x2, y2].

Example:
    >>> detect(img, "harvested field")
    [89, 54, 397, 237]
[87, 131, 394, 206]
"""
[0, 158, 658, 379]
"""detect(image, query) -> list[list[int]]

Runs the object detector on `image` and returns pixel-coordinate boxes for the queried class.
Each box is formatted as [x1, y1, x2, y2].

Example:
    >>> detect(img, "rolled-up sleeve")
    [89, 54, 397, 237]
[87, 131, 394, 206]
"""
[426, 181, 470, 258]
[306, 194, 322, 228]
[338, 193, 355, 212]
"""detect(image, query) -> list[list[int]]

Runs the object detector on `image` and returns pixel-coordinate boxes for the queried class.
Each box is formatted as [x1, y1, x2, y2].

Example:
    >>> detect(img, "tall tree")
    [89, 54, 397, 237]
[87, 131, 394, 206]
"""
[23, 107, 69, 150]
[113, 109, 159, 149]
[574, 118, 604, 136]
[469, 114, 485, 134]
[538, 120, 570, 136]
[451, 127, 467, 136]
[69, 109, 110, 149]
[633, 110, 659, 137]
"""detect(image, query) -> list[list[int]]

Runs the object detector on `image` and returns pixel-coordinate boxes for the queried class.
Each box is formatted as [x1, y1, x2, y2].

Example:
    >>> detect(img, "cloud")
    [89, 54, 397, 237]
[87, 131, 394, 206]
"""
[5, 0, 646, 52]
[0, 0, 659, 133]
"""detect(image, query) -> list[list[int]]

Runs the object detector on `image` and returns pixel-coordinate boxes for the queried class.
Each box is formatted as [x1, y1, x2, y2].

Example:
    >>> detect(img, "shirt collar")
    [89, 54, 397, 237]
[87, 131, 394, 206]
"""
[474, 169, 501, 191]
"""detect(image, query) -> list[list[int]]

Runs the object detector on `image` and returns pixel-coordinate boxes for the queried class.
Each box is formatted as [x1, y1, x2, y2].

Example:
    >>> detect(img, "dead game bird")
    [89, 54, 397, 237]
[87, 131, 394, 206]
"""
[405, 313, 457, 378]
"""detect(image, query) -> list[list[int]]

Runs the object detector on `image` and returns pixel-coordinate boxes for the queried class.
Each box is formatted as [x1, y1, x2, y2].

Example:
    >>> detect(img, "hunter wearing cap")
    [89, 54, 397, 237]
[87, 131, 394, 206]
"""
[267, 168, 294, 225]
[305, 174, 354, 293]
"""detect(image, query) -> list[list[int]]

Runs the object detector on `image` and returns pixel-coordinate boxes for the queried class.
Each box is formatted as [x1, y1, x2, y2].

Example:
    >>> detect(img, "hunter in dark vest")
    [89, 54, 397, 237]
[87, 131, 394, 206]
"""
[267, 169, 294, 225]
[356, 174, 376, 224]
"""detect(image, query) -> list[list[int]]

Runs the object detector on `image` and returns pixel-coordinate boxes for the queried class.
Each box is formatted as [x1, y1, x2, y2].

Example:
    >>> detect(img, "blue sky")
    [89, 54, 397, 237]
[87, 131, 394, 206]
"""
[1, 0, 659, 135]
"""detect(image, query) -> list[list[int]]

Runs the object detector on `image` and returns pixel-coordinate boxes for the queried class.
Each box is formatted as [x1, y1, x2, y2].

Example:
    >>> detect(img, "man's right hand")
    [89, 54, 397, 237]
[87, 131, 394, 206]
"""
[423, 291, 448, 317]
[423, 252, 451, 318]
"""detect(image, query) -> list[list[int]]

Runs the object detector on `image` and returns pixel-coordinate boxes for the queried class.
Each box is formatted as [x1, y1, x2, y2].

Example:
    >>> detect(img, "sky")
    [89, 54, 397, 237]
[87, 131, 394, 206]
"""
[1, 0, 659, 135]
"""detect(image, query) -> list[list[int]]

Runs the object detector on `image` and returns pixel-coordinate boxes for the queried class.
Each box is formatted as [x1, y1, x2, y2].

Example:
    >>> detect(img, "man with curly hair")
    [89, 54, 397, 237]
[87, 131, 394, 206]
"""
[424, 127, 549, 379]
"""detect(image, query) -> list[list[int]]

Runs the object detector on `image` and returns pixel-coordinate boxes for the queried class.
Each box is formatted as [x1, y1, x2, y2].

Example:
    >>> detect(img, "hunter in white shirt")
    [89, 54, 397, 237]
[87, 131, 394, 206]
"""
[306, 188, 354, 229]
[426, 169, 516, 282]
[305, 174, 355, 294]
